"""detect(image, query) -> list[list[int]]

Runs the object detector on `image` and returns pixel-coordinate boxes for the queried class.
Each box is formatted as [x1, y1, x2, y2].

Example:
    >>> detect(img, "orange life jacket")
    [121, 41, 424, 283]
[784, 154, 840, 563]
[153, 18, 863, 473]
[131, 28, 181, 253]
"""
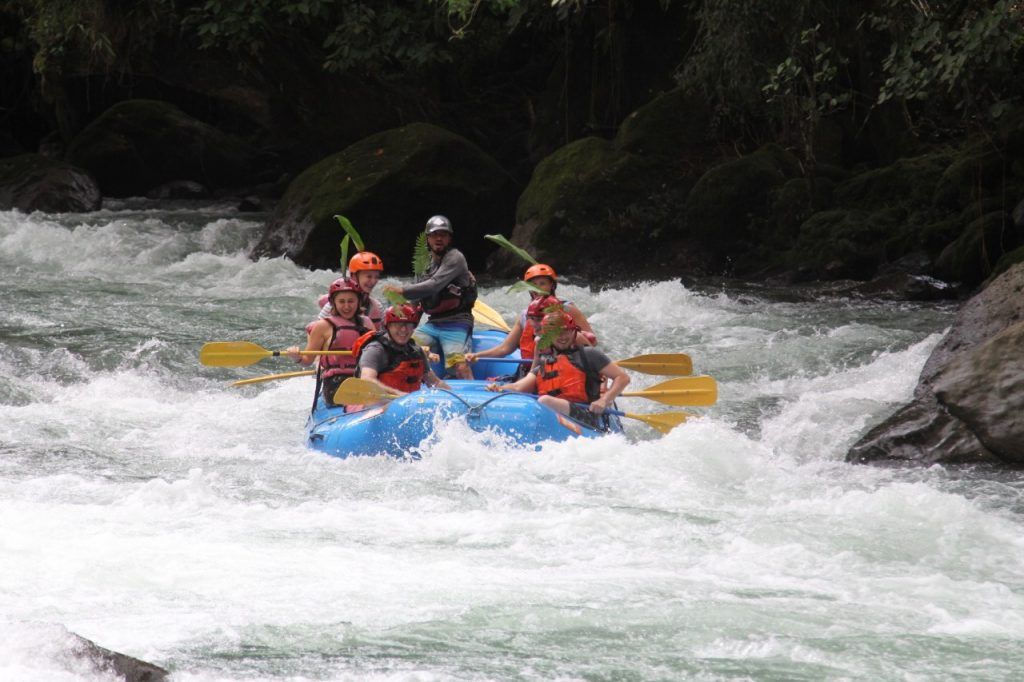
[519, 318, 537, 360]
[535, 349, 601, 404]
[354, 330, 426, 393]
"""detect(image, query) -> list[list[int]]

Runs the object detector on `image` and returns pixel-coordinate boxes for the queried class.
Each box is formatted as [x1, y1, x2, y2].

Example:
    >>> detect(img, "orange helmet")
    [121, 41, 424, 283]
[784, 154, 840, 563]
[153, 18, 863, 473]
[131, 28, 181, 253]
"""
[523, 263, 557, 281]
[348, 251, 384, 273]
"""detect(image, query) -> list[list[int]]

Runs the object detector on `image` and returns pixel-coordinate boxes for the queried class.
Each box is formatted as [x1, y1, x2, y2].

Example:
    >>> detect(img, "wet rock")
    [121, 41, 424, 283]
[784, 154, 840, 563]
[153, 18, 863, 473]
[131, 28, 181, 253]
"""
[934, 321, 1024, 464]
[843, 273, 957, 301]
[67, 631, 168, 682]
[251, 122, 517, 272]
[0, 153, 101, 213]
[237, 195, 263, 212]
[146, 180, 209, 200]
[847, 262, 1024, 466]
[67, 99, 269, 197]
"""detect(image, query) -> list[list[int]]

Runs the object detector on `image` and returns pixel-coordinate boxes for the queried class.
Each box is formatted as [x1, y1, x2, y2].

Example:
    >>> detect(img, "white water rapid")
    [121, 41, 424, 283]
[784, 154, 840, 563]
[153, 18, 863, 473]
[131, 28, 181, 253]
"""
[2, 204, 1023, 680]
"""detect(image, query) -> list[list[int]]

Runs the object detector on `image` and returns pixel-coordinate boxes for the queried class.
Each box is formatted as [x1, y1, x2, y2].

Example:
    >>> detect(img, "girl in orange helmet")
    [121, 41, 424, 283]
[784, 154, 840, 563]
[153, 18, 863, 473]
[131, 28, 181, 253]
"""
[465, 263, 596, 373]
[316, 251, 386, 330]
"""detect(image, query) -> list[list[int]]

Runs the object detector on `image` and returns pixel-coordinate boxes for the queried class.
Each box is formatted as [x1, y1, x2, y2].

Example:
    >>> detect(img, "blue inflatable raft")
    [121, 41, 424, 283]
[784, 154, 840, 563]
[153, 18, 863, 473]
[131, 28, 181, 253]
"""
[305, 329, 623, 458]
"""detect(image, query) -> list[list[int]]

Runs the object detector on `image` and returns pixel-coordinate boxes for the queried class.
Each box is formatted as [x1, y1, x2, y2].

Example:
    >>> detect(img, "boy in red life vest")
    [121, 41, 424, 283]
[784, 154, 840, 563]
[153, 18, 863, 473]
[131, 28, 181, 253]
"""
[317, 251, 386, 330]
[353, 304, 450, 398]
[485, 311, 629, 429]
[465, 264, 597, 376]
[287, 278, 374, 406]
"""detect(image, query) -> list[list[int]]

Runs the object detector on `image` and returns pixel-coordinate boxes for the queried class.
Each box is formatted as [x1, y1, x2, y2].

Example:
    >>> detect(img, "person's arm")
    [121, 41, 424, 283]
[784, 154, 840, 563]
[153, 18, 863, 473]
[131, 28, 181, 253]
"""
[486, 372, 537, 394]
[286, 320, 330, 366]
[357, 366, 405, 397]
[466, 319, 523, 362]
[423, 369, 451, 391]
[391, 251, 468, 301]
[589, 357, 630, 414]
[565, 304, 596, 346]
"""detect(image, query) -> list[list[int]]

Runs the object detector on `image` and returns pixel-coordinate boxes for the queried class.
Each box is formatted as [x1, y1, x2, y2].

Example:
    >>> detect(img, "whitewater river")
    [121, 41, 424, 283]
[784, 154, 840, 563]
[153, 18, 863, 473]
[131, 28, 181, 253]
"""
[2, 203, 1023, 681]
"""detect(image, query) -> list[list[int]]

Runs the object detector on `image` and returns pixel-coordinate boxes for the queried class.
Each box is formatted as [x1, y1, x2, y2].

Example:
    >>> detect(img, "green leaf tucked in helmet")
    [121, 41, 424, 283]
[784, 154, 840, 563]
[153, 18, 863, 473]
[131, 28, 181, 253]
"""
[506, 279, 549, 296]
[484, 234, 537, 265]
[334, 215, 365, 271]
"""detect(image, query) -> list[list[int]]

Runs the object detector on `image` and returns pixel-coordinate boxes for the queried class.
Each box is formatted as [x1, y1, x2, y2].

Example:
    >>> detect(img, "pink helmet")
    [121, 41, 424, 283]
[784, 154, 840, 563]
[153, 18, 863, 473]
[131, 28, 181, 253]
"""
[527, 295, 563, 320]
[328, 278, 362, 299]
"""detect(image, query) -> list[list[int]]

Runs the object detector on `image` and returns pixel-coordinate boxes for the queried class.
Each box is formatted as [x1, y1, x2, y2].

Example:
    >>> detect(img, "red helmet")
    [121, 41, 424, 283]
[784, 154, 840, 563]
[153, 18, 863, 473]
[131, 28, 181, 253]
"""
[524, 263, 557, 282]
[349, 251, 384, 273]
[328, 277, 362, 299]
[527, 295, 563, 320]
[541, 311, 578, 333]
[384, 304, 422, 325]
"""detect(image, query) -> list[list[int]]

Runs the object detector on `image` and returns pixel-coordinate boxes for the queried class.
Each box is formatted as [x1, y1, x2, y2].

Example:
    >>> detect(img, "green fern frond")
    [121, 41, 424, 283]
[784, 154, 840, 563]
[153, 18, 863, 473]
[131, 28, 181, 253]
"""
[412, 232, 431, 276]
[484, 234, 537, 265]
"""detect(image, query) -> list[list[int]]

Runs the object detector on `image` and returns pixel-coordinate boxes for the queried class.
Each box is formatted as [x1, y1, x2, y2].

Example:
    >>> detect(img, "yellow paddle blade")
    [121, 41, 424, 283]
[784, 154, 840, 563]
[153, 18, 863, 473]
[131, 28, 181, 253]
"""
[200, 341, 274, 367]
[231, 370, 315, 387]
[622, 375, 717, 406]
[473, 300, 512, 333]
[616, 353, 693, 376]
[332, 377, 397, 406]
[622, 411, 690, 434]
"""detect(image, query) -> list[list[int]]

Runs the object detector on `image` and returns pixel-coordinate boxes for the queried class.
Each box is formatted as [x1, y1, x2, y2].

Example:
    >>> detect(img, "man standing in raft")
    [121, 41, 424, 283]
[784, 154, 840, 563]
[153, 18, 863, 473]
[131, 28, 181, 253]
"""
[486, 311, 629, 429]
[354, 304, 449, 397]
[383, 215, 477, 379]
[287, 278, 374, 406]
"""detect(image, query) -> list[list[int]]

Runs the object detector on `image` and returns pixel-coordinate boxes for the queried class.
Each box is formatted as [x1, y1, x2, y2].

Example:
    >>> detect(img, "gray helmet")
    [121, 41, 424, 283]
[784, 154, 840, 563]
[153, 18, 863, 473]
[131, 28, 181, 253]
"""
[424, 215, 453, 235]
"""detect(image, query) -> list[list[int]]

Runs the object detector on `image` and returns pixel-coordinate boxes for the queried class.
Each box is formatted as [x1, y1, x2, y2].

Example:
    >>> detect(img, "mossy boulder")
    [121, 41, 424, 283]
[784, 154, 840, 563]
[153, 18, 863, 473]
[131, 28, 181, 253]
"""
[935, 211, 1021, 286]
[933, 137, 1012, 209]
[683, 144, 800, 258]
[252, 122, 518, 272]
[0, 154, 100, 212]
[789, 209, 891, 279]
[500, 136, 692, 276]
[66, 99, 268, 197]
[614, 88, 713, 158]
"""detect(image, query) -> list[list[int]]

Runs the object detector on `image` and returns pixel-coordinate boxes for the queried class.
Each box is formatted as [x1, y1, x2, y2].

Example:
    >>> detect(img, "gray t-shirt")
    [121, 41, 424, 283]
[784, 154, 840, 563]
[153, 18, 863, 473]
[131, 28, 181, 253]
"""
[532, 346, 612, 377]
[401, 248, 474, 325]
[358, 340, 428, 376]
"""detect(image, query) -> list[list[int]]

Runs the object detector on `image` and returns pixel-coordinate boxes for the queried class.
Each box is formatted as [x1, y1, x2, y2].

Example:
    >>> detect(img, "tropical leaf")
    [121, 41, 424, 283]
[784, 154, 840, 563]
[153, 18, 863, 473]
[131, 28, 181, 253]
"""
[339, 234, 351, 271]
[534, 312, 567, 351]
[484, 234, 537, 265]
[412, 232, 431, 276]
[334, 215, 365, 251]
[506, 279, 549, 296]
[382, 288, 408, 307]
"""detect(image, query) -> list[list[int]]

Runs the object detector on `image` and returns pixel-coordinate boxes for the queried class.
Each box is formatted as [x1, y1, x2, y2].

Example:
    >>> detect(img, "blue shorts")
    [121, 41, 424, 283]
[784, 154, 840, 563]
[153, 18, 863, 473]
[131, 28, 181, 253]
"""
[414, 321, 472, 369]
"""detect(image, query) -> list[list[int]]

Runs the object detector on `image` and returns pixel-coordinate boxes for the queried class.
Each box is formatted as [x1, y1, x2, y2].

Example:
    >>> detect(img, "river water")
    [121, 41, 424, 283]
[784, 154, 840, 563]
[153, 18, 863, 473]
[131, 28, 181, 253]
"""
[2, 203, 1023, 681]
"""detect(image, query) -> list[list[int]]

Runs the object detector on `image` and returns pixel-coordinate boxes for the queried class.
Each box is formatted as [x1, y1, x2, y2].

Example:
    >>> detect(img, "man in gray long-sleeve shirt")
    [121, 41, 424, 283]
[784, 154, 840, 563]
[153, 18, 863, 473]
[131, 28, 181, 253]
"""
[383, 215, 477, 379]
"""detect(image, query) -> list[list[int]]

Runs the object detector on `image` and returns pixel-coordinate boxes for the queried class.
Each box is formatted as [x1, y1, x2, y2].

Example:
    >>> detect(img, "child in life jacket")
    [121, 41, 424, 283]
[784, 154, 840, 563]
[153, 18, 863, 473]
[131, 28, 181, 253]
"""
[484, 311, 628, 429]
[464, 264, 596, 376]
[352, 304, 450, 399]
[288, 278, 374, 406]
[316, 251, 386, 330]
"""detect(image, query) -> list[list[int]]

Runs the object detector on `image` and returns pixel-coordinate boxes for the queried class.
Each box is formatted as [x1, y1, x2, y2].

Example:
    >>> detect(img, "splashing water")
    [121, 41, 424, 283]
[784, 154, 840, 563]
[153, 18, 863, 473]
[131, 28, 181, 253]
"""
[2, 205, 1023, 681]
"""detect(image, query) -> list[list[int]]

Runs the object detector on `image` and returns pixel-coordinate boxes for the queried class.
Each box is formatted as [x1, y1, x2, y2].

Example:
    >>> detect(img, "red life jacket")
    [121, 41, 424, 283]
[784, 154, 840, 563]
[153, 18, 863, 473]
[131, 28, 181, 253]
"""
[354, 330, 426, 393]
[535, 349, 601, 404]
[320, 315, 373, 378]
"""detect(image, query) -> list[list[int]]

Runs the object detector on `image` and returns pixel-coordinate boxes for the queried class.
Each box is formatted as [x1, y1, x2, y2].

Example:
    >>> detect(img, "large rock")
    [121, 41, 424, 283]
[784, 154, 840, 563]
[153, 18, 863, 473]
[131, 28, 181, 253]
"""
[0, 153, 101, 212]
[684, 144, 800, 259]
[495, 88, 718, 277]
[251, 122, 518, 272]
[67, 99, 268, 197]
[847, 262, 1024, 466]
